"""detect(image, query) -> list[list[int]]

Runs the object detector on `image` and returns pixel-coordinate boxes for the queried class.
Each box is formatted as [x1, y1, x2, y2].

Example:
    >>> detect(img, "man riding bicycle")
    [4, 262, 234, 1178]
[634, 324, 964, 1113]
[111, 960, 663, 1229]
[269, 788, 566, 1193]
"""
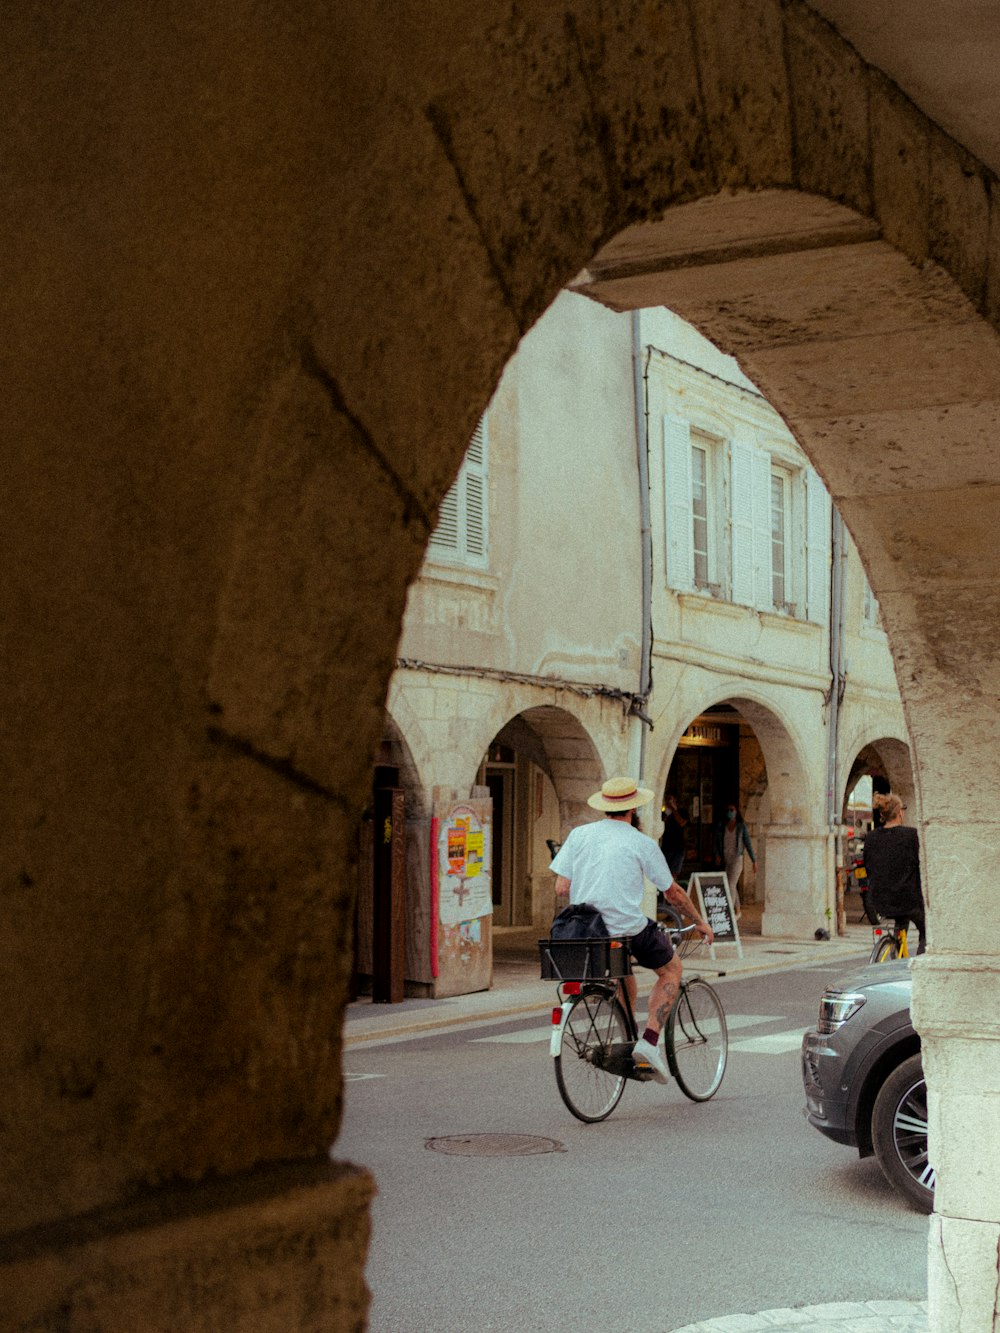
[550, 776, 713, 1083]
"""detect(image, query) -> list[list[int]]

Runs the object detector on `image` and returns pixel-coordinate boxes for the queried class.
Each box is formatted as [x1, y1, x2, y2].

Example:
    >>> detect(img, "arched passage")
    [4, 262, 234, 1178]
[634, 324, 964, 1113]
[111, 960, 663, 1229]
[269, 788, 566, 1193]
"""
[843, 737, 916, 817]
[7, 3, 1000, 1327]
[840, 736, 916, 925]
[476, 704, 606, 929]
[352, 714, 430, 1001]
[654, 690, 823, 936]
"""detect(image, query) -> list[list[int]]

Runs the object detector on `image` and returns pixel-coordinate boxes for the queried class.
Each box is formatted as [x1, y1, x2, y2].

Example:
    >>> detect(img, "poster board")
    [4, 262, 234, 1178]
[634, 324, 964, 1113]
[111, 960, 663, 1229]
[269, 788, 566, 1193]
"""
[690, 872, 743, 959]
[432, 793, 493, 998]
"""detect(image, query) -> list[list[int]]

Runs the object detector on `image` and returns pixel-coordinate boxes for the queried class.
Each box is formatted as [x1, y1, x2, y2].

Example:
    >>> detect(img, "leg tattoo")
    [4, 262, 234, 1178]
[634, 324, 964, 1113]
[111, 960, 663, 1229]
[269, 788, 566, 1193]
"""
[655, 980, 679, 1030]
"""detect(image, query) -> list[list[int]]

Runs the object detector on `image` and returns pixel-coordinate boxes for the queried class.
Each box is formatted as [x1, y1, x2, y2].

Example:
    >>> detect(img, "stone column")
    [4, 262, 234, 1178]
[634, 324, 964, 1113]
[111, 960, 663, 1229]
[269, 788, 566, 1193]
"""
[760, 824, 832, 937]
[911, 825, 1000, 1329]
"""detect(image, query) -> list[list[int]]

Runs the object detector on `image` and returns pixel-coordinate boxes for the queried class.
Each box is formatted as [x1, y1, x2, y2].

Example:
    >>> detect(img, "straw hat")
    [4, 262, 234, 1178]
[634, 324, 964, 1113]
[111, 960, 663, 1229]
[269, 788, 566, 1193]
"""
[587, 776, 655, 812]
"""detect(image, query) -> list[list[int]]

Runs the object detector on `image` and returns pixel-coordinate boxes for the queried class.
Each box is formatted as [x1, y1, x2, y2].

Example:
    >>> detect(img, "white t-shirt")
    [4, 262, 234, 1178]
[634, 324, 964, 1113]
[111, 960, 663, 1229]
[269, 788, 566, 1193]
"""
[550, 817, 673, 936]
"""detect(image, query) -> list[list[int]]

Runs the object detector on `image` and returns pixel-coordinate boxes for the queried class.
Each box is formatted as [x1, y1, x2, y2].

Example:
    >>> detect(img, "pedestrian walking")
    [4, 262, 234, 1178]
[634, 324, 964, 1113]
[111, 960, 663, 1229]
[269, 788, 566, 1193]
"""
[714, 801, 755, 917]
[862, 792, 925, 954]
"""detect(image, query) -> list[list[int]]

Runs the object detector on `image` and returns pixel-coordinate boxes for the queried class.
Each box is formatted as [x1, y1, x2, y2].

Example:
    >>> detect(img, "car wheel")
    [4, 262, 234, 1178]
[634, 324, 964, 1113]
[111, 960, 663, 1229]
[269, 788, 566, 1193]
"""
[871, 1053, 934, 1213]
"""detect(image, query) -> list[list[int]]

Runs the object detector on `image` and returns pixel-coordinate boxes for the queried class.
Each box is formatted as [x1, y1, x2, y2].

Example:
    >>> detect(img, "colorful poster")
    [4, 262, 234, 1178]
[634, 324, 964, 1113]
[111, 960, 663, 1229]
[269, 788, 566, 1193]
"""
[437, 804, 492, 925]
[447, 821, 467, 874]
[465, 829, 484, 877]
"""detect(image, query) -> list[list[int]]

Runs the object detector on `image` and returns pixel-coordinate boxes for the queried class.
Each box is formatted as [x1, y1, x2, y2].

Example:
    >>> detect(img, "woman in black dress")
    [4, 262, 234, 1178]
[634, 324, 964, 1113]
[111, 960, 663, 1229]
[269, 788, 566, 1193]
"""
[862, 792, 926, 954]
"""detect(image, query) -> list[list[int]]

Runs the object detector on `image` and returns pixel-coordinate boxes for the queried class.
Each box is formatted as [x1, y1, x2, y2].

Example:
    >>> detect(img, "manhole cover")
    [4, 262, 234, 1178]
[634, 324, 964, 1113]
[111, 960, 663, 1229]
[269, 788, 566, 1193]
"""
[425, 1134, 565, 1157]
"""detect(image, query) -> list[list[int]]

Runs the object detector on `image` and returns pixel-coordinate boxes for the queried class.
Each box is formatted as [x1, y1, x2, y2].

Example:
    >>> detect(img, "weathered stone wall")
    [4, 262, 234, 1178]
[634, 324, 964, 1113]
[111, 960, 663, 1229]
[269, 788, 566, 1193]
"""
[4, 1, 1000, 1325]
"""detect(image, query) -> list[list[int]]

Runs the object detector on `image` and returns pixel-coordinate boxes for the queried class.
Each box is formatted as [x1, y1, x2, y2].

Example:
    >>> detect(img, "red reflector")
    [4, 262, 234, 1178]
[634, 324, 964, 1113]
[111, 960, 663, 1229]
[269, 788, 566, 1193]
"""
[611, 941, 622, 949]
[551, 1008, 562, 1025]
[562, 982, 581, 996]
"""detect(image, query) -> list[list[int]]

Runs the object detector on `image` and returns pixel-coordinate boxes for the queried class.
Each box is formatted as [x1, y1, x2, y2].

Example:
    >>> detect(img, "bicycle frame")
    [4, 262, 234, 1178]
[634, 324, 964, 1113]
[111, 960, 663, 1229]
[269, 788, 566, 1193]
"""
[549, 978, 638, 1063]
[870, 924, 909, 961]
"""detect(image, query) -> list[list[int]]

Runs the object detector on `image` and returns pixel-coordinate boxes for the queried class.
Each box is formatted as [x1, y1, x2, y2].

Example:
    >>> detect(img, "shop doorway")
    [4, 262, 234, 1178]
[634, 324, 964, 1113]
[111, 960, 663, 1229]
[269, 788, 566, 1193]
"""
[663, 714, 740, 873]
[484, 745, 516, 926]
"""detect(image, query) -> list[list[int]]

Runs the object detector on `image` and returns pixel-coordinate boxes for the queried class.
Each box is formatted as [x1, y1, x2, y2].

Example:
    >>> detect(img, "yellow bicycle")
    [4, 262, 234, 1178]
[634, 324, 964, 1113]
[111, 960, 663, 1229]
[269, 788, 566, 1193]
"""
[869, 923, 909, 963]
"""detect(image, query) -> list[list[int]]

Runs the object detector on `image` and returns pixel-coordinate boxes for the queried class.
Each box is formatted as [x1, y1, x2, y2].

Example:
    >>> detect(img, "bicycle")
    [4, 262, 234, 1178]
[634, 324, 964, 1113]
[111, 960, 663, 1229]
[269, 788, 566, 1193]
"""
[538, 924, 728, 1123]
[869, 922, 909, 963]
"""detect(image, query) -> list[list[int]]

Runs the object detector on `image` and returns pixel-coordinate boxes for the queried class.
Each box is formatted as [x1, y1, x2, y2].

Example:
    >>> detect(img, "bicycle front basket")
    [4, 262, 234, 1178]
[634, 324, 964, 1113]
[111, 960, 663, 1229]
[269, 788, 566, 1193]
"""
[538, 936, 631, 981]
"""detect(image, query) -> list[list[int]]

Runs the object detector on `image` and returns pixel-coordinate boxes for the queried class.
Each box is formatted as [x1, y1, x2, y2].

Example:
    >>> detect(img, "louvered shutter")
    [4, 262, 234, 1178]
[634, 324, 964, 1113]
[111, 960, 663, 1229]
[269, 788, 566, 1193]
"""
[730, 437, 755, 607]
[427, 416, 488, 564]
[663, 416, 694, 591]
[428, 483, 460, 556]
[752, 451, 773, 611]
[463, 417, 488, 563]
[805, 468, 831, 624]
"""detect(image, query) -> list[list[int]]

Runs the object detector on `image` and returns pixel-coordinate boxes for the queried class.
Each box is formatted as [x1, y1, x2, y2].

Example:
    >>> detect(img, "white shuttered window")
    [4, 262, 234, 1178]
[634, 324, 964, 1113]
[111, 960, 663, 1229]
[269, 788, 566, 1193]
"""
[427, 416, 489, 567]
[770, 466, 791, 610]
[665, 419, 727, 597]
[664, 411, 832, 622]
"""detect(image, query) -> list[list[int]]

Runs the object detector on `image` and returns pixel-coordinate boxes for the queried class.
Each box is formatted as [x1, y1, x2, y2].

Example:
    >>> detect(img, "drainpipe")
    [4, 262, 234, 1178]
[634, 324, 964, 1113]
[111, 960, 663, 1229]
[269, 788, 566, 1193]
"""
[826, 509, 848, 930]
[630, 311, 654, 782]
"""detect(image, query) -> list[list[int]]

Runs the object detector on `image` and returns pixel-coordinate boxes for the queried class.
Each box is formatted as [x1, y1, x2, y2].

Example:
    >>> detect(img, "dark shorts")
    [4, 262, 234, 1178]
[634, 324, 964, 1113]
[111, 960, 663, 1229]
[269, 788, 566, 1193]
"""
[629, 918, 674, 971]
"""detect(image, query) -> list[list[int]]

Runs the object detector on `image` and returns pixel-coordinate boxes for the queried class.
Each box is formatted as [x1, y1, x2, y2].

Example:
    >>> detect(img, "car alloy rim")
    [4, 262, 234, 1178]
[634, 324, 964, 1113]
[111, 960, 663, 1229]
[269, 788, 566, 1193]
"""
[892, 1076, 935, 1194]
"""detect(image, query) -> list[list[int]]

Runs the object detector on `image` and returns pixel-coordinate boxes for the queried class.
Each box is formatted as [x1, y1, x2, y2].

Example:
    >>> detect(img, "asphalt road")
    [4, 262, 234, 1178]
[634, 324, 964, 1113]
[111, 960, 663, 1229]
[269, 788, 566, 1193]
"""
[335, 954, 928, 1333]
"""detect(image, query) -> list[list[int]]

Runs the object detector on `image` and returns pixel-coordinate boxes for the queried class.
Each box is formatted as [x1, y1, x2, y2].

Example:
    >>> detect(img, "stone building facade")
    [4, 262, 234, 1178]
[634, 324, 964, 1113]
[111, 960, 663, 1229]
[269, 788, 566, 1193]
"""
[361, 293, 910, 998]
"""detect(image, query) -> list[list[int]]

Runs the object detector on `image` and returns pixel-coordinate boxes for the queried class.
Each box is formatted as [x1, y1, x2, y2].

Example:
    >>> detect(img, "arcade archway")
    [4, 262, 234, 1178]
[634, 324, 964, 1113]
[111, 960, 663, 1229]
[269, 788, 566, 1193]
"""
[9, 4, 1000, 1326]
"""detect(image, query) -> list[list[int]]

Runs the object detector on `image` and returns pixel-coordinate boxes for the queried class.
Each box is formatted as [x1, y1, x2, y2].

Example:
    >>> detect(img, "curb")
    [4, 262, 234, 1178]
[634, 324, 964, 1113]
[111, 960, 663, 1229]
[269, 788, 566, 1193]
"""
[344, 938, 872, 1047]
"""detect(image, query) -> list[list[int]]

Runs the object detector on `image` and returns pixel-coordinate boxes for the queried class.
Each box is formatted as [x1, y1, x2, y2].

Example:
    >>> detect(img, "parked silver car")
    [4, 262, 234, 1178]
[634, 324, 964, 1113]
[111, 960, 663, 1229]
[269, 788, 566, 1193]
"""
[801, 961, 932, 1212]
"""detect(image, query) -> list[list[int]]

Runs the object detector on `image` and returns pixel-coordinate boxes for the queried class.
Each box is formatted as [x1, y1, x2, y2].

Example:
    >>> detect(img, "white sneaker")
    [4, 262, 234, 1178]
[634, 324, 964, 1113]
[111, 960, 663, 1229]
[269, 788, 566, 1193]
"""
[631, 1036, 669, 1084]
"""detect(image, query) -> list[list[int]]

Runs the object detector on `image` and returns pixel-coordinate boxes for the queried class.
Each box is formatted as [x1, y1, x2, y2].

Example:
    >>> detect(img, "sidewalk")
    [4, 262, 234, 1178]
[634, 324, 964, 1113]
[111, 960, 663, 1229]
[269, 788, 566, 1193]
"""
[344, 914, 876, 1047]
[344, 916, 929, 1331]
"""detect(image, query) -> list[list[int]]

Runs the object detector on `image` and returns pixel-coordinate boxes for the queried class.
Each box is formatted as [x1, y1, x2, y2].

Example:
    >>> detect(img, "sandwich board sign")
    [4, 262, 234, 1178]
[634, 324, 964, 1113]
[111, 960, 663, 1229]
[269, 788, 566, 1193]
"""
[689, 872, 743, 959]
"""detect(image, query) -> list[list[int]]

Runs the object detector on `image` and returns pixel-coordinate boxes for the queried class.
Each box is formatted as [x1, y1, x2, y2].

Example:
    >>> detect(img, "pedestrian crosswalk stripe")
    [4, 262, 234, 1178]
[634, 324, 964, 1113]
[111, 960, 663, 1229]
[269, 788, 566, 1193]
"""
[470, 1013, 787, 1045]
[470, 1027, 552, 1044]
[729, 1029, 808, 1054]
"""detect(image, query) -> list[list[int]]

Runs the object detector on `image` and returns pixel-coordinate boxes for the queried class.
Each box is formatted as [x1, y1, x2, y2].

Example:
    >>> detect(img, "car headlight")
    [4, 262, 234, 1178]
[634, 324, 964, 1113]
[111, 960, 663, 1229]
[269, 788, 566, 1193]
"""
[818, 991, 867, 1033]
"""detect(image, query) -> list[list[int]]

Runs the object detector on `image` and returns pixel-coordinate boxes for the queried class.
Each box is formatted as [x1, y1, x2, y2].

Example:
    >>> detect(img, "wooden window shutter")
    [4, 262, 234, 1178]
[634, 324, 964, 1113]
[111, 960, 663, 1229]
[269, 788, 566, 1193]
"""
[463, 416, 488, 562]
[663, 415, 694, 591]
[805, 468, 831, 624]
[729, 437, 756, 607]
[751, 451, 773, 611]
[428, 415, 488, 565]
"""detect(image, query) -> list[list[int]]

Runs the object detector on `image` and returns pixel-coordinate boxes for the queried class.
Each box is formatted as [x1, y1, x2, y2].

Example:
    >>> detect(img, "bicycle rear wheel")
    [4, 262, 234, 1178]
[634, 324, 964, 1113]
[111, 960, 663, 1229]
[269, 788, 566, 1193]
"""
[665, 978, 728, 1101]
[554, 990, 629, 1123]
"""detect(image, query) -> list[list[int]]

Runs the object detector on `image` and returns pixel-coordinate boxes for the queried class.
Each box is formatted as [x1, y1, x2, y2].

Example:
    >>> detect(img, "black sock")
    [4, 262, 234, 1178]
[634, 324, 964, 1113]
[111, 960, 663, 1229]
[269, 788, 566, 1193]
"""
[642, 1027, 659, 1046]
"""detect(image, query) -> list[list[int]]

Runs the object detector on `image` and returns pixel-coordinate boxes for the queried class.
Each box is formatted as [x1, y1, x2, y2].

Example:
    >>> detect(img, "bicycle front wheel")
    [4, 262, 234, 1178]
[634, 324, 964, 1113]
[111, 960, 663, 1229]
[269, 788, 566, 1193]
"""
[666, 978, 728, 1101]
[554, 990, 629, 1123]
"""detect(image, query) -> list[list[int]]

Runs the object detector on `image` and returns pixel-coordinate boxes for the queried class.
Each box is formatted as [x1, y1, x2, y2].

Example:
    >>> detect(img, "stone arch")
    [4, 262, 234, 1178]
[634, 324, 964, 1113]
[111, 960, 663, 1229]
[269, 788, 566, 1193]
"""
[654, 686, 814, 828]
[471, 701, 613, 930]
[841, 734, 916, 818]
[652, 684, 826, 935]
[382, 708, 435, 968]
[10, 2, 1000, 1326]
[478, 702, 609, 837]
[379, 708, 428, 819]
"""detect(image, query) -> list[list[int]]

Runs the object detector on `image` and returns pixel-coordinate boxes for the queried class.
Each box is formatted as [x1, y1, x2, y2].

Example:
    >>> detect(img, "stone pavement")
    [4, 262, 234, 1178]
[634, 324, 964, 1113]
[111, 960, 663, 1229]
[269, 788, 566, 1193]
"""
[345, 918, 929, 1333]
[668, 1300, 928, 1331]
